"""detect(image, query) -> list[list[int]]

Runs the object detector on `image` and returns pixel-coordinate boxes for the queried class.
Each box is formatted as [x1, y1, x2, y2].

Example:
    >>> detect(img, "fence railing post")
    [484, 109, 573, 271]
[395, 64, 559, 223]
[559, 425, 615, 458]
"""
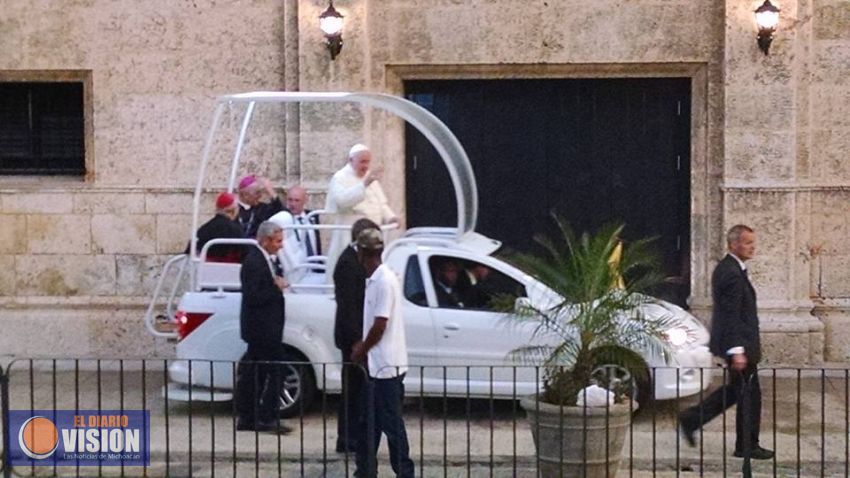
[740, 369, 753, 478]
[1, 365, 11, 478]
[365, 376, 377, 477]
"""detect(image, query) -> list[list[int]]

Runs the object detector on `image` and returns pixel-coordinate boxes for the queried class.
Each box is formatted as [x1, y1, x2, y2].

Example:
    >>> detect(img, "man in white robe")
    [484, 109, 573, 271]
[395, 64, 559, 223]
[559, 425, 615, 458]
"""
[324, 144, 398, 279]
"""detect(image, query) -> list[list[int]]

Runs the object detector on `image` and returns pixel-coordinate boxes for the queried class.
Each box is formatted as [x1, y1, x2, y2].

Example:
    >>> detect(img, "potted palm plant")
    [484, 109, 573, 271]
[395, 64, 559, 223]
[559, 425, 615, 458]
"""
[508, 218, 677, 478]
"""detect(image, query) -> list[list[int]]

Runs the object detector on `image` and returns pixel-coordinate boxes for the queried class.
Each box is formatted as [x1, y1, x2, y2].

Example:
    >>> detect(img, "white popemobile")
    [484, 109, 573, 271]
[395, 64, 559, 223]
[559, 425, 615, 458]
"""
[144, 92, 713, 416]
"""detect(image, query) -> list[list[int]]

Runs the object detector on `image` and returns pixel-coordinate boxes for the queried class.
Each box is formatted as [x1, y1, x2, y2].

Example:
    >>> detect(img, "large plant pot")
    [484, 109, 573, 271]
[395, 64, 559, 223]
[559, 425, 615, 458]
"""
[520, 395, 631, 478]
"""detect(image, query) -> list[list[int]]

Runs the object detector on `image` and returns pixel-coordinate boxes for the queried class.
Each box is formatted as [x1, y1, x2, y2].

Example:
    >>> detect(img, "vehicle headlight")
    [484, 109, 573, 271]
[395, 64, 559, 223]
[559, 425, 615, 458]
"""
[665, 327, 689, 347]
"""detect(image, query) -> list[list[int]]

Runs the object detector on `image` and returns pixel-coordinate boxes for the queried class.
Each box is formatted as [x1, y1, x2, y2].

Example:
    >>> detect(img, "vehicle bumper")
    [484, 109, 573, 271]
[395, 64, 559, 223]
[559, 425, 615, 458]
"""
[653, 345, 714, 401]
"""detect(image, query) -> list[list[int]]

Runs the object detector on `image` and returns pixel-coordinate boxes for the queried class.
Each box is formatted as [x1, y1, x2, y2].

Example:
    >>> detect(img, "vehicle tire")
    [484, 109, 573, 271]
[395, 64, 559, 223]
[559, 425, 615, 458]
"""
[278, 348, 317, 418]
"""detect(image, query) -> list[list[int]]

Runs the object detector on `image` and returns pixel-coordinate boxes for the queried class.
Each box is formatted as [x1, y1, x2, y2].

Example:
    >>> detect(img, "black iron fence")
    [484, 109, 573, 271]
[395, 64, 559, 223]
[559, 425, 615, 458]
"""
[0, 359, 848, 477]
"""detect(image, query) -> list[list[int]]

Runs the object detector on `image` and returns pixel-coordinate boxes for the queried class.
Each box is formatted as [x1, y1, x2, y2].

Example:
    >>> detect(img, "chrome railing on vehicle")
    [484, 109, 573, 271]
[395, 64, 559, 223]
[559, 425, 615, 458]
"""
[143, 254, 189, 339]
[143, 221, 399, 336]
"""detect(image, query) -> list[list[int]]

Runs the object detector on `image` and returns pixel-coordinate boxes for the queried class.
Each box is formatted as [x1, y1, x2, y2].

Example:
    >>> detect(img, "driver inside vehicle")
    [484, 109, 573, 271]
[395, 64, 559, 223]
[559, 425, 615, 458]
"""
[431, 257, 466, 308]
[428, 256, 528, 311]
[462, 263, 499, 309]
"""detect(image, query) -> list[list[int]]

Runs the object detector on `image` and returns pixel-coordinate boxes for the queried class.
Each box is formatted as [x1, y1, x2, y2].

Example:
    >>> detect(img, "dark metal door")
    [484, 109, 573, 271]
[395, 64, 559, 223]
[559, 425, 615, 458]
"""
[404, 78, 691, 304]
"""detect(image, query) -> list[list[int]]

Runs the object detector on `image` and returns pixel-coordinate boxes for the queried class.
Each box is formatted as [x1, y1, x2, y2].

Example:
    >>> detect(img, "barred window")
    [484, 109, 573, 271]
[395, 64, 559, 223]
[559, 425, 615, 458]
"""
[0, 82, 85, 175]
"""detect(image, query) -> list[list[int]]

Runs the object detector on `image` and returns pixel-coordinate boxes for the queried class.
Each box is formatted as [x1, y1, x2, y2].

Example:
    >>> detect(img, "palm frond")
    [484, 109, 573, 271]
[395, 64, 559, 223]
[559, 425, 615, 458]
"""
[506, 216, 679, 406]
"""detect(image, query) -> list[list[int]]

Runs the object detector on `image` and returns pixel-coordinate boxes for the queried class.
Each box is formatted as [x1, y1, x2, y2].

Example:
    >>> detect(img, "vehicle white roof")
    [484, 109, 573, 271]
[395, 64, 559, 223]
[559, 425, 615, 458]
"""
[385, 227, 503, 257]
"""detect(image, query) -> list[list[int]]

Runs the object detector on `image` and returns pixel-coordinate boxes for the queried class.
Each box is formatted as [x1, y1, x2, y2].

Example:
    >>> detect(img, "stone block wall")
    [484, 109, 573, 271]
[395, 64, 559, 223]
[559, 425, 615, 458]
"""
[711, 0, 850, 363]
[0, 188, 186, 357]
[0, 0, 292, 357]
[808, 0, 850, 336]
[0, 187, 330, 357]
[0, 0, 848, 362]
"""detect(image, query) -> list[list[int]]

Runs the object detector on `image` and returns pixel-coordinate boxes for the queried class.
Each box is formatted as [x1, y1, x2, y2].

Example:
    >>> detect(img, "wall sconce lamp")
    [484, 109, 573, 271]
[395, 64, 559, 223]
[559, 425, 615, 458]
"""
[319, 1, 344, 60]
[754, 0, 780, 55]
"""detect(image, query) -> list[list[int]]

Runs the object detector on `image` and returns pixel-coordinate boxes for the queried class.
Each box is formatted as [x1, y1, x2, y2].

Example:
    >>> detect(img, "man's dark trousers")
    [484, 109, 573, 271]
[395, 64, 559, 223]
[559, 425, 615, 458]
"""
[337, 347, 366, 451]
[355, 374, 415, 478]
[235, 341, 286, 424]
[680, 362, 761, 452]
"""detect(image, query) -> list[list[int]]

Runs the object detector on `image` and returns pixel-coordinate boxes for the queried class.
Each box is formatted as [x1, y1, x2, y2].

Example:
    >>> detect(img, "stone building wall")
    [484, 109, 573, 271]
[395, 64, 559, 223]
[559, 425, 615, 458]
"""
[0, 1, 292, 357]
[713, 0, 850, 363]
[0, 0, 848, 362]
[802, 0, 850, 361]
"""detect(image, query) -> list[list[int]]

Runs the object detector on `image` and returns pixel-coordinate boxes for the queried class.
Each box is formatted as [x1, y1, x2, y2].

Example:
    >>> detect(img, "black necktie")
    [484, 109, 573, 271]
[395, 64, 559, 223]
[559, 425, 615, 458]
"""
[297, 216, 315, 257]
[742, 267, 753, 289]
[270, 257, 283, 277]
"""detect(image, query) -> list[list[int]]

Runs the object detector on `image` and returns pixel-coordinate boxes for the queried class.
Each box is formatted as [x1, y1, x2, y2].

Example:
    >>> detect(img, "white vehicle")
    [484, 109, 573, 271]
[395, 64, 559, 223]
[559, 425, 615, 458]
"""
[144, 92, 713, 416]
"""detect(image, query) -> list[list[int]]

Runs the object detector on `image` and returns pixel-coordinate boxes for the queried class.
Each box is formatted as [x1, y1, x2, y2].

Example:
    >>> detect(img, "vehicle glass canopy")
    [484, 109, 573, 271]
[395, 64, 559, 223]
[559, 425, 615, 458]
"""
[190, 92, 479, 254]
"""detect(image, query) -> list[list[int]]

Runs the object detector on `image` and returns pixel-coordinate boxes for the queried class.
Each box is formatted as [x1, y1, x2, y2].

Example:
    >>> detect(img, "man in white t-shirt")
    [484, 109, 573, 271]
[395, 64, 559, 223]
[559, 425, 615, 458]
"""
[350, 229, 414, 478]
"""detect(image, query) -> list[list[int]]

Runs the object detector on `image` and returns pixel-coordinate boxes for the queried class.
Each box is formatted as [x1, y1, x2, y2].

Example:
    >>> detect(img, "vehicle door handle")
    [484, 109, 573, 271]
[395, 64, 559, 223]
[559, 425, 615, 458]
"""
[443, 323, 460, 331]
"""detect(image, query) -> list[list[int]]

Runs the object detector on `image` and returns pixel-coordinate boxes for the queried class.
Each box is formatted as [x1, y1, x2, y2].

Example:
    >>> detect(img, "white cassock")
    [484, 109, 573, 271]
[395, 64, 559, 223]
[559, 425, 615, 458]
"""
[323, 163, 396, 281]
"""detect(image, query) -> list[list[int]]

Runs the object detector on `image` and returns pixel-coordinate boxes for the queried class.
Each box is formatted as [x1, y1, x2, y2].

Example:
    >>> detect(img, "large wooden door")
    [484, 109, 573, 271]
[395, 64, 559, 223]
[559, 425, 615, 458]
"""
[404, 78, 691, 304]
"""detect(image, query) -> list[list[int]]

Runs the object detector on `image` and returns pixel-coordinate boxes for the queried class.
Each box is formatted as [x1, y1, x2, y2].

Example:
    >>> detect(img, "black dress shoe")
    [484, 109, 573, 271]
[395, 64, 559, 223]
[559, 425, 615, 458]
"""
[254, 420, 293, 434]
[336, 441, 358, 453]
[236, 419, 292, 434]
[733, 446, 774, 460]
[236, 419, 255, 431]
[678, 415, 696, 447]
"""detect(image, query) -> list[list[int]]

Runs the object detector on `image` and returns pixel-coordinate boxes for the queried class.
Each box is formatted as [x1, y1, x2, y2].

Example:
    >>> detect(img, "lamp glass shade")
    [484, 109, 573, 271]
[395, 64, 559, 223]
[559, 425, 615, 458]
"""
[320, 15, 343, 35]
[755, 10, 779, 30]
[320, 3, 344, 36]
[755, 1, 780, 30]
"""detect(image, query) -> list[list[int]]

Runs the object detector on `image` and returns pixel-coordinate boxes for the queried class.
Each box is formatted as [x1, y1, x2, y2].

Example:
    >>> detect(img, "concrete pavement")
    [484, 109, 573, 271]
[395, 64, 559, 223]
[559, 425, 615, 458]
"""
[1, 364, 848, 477]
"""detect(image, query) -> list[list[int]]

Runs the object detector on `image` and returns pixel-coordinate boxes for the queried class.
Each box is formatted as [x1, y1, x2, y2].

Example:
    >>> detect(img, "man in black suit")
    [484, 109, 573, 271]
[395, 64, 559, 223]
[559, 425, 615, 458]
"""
[431, 258, 465, 308]
[234, 221, 290, 433]
[286, 185, 322, 256]
[268, 185, 323, 276]
[333, 218, 380, 453]
[185, 192, 244, 262]
[237, 175, 284, 238]
[679, 224, 773, 460]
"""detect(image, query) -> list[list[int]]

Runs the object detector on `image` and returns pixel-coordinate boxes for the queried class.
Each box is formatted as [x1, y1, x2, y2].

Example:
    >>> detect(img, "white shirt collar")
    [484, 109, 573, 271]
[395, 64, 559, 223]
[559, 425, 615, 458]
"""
[436, 281, 453, 293]
[728, 253, 747, 271]
[366, 264, 383, 285]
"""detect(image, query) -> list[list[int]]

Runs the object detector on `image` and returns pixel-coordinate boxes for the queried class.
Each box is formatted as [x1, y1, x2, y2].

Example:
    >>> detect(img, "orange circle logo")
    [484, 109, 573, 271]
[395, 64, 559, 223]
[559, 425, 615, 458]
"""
[18, 416, 59, 459]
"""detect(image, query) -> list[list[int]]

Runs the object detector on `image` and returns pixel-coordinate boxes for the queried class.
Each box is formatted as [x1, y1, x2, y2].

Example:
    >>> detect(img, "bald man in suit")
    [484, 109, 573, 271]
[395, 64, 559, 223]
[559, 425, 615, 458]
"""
[679, 224, 773, 460]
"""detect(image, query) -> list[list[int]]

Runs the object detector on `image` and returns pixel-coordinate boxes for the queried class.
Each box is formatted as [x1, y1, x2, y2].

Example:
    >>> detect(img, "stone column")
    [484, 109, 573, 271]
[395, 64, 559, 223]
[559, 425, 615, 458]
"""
[717, 0, 823, 364]
[806, 0, 850, 362]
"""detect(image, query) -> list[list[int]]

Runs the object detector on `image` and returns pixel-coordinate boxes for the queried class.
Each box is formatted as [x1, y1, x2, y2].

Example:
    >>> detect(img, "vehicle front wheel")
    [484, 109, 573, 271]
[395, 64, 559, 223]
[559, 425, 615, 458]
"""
[278, 350, 317, 418]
